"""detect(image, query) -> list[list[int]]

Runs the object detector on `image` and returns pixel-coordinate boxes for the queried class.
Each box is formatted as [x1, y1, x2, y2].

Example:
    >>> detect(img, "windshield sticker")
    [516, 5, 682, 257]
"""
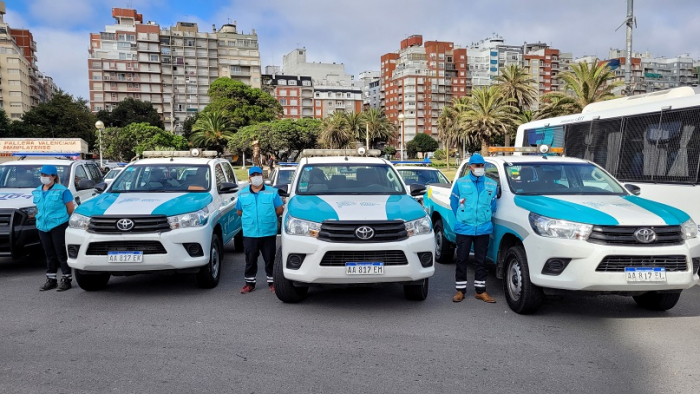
[299, 182, 308, 192]
[0, 193, 32, 200]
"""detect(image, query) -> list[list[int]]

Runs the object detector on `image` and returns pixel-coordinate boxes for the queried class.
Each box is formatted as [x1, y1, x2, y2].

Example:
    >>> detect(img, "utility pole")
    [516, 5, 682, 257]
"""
[616, 0, 636, 95]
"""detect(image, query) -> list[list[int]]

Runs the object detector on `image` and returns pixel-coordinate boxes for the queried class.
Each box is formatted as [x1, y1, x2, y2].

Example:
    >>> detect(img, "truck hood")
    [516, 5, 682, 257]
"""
[288, 194, 426, 222]
[0, 189, 35, 209]
[513, 194, 691, 226]
[76, 192, 213, 217]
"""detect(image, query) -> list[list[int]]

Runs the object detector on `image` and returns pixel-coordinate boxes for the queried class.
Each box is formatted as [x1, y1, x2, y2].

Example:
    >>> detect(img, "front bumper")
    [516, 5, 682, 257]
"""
[281, 232, 435, 284]
[525, 236, 700, 292]
[0, 209, 40, 258]
[66, 227, 212, 272]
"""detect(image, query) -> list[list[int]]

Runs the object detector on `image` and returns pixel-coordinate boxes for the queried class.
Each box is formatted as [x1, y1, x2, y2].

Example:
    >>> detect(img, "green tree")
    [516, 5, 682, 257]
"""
[543, 60, 622, 114]
[205, 78, 282, 131]
[458, 86, 518, 155]
[343, 112, 365, 142]
[319, 112, 354, 149]
[495, 64, 539, 111]
[181, 112, 199, 141]
[411, 133, 439, 153]
[228, 118, 322, 160]
[362, 108, 396, 148]
[0, 108, 10, 137]
[96, 97, 164, 129]
[103, 123, 181, 161]
[190, 111, 235, 153]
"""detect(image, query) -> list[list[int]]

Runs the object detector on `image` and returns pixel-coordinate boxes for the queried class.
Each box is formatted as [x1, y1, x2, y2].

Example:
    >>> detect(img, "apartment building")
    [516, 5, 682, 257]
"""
[216, 23, 262, 89]
[313, 85, 363, 119]
[9, 28, 40, 107]
[522, 43, 573, 96]
[0, 2, 35, 120]
[358, 70, 380, 108]
[264, 74, 314, 118]
[282, 48, 354, 86]
[466, 36, 522, 91]
[381, 35, 468, 142]
[88, 8, 163, 116]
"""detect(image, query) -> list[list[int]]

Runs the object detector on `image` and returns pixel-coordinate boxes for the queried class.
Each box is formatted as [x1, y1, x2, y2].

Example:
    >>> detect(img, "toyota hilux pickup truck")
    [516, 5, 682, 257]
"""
[273, 149, 435, 302]
[423, 148, 700, 314]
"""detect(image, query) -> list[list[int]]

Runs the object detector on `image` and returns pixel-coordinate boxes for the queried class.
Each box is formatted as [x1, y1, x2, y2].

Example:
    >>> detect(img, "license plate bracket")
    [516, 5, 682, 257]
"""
[107, 251, 143, 263]
[624, 267, 666, 282]
[345, 262, 384, 275]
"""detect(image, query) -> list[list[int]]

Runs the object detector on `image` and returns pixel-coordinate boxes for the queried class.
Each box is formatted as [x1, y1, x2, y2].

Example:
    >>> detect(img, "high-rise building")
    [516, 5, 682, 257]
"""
[358, 70, 380, 108]
[9, 28, 39, 107]
[264, 74, 314, 119]
[88, 8, 163, 116]
[467, 36, 522, 91]
[282, 48, 354, 86]
[522, 43, 573, 96]
[381, 35, 467, 143]
[215, 23, 262, 89]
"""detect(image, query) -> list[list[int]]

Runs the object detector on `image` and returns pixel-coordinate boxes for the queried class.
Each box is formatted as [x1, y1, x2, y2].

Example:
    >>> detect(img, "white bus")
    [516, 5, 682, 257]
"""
[515, 87, 700, 225]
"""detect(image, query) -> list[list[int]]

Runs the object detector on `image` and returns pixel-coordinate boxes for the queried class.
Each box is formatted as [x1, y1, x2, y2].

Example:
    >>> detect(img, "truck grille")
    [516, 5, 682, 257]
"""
[596, 255, 688, 272]
[320, 250, 408, 266]
[88, 215, 170, 234]
[86, 241, 167, 255]
[318, 220, 407, 243]
[588, 226, 683, 246]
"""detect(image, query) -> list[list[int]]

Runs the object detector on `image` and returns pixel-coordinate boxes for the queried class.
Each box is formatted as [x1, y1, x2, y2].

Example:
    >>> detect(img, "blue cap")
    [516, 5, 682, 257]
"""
[40, 165, 58, 175]
[468, 154, 485, 165]
[248, 166, 263, 176]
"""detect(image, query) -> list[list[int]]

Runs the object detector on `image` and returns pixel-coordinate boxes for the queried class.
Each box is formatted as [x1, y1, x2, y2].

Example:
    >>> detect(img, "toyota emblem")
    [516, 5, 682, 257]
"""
[355, 226, 375, 240]
[634, 228, 656, 244]
[116, 218, 135, 231]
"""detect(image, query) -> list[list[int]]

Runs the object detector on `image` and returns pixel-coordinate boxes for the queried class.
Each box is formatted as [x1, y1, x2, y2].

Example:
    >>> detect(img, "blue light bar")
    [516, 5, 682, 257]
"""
[11, 152, 81, 157]
[391, 161, 430, 166]
[278, 162, 298, 166]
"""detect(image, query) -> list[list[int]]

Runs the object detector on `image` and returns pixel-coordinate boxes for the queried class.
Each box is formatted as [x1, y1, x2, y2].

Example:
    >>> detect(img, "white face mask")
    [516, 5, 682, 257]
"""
[40, 176, 53, 185]
[472, 168, 485, 177]
[251, 176, 263, 187]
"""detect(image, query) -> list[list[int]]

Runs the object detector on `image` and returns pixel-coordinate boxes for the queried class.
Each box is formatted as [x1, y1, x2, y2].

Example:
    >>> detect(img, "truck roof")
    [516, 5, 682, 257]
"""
[299, 157, 391, 165]
[486, 155, 591, 165]
[130, 158, 220, 166]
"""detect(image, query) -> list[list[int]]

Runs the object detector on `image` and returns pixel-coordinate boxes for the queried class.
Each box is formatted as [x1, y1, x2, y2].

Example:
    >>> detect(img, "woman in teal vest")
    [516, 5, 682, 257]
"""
[32, 165, 75, 292]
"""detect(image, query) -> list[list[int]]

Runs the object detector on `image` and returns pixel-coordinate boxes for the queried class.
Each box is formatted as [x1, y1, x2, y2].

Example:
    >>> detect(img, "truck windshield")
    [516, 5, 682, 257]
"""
[0, 164, 70, 188]
[111, 164, 210, 193]
[295, 164, 406, 195]
[397, 169, 450, 185]
[505, 162, 627, 195]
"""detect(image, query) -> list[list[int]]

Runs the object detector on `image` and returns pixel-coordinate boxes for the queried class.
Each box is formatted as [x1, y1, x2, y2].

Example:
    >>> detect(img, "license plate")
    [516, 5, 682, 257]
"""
[107, 251, 143, 263]
[345, 262, 384, 275]
[625, 267, 666, 282]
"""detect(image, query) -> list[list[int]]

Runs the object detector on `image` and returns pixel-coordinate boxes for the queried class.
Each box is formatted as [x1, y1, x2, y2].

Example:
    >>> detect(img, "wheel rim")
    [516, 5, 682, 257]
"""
[435, 228, 443, 259]
[507, 257, 522, 302]
[210, 244, 220, 278]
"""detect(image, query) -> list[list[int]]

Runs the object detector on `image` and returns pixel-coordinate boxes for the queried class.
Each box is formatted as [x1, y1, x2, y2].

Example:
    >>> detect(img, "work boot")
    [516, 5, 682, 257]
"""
[40, 278, 57, 291]
[56, 278, 72, 292]
[240, 284, 255, 294]
[475, 292, 496, 303]
[452, 291, 465, 302]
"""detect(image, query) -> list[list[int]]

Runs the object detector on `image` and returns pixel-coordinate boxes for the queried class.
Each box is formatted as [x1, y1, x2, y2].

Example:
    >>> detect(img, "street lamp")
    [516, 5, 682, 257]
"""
[397, 113, 405, 160]
[95, 120, 105, 168]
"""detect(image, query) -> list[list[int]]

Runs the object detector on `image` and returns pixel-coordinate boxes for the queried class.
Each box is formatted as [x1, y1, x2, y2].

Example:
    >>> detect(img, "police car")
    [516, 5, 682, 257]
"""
[0, 153, 101, 259]
[65, 150, 243, 290]
[273, 148, 435, 303]
[423, 146, 700, 314]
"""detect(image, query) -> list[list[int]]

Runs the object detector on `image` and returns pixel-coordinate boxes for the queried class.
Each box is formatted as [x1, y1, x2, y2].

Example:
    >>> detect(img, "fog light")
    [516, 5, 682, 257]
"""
[183, 243, 204, 257]
[542, 258, 571, 276]
[67, 245, 80, 259]
[286, 254, 306, 270]
[418, 252, 433, 268]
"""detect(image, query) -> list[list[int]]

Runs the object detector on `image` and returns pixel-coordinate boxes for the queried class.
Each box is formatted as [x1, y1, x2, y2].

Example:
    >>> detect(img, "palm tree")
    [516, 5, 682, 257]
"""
[343, 112, 365, 143]
[495, 64, 539, 111]
[458, 86, 518, 155]
[190, 110, 235, 152]
[362, 108, 396, 149]
[437, 105, 459, 170]
[319, 112, 354, 149]
[543, 60, 622, 114]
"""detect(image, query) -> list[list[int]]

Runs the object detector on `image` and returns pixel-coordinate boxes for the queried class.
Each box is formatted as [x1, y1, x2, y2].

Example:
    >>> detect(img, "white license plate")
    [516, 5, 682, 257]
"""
[345, 262, 384, 275]
[107, 251, 143, 263]
[625, 267, 666, 282]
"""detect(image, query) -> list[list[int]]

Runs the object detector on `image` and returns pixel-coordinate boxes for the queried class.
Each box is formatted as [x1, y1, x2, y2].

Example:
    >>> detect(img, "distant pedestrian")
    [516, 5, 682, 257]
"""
[267, 155, 275, 173]
[33, 165, 75, 292]
[236, 166, 284, 294]
[450, 154, 498, 303]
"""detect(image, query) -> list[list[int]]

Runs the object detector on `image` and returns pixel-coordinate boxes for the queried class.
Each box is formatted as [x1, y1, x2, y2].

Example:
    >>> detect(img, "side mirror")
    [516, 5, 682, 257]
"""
[497, 185, 502, 199]
[94, 182, 107, 193]
[409, 183, 427, 196]
[264, 179, 272, 185]
[77, 179, 96, 191]
[219, 182, 239, 194]
[624, 184, 641, 196]
[273, 184, 290, 198]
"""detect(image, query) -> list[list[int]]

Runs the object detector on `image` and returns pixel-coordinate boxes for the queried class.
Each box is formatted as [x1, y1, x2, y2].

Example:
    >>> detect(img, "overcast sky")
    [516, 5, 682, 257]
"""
[5, 0, 700, 100]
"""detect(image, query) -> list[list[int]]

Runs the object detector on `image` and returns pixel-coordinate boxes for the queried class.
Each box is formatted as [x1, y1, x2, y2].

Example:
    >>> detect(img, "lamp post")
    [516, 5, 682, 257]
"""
[397, 113, 405, 160]
[95, 120, 105, 168]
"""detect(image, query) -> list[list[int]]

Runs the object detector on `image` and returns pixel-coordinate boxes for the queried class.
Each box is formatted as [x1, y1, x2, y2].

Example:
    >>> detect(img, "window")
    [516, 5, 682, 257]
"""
[86, 164, 103, 182]
[288, 80, 297, 86]
[279, 89, 287, 96]
[8, 80, 20, 86]
[8, 69, 19, 74]
[279, 98, 287, 105]
[150, 54, 159, 62]
[290, 108, 298, 116]
[222, 162, 236, 183]
[74, 165, 89, 185]
[290, 99, 298, 106]
[9, 91, 21, 97]
[214, 164, 226, 189]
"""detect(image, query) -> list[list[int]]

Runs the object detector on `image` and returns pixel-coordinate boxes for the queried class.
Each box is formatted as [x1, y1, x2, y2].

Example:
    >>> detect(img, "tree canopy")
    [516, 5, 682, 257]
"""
[204, 78, 282, 132]
[103, 123, 188, 161]
[96, 97, 164, 129]
[228, 118, 321, 159]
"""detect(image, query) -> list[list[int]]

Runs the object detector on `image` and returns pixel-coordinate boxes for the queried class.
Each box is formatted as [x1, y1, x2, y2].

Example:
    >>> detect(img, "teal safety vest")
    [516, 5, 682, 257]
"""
[32, 184, 70, 232]
[453, 175, 498, 236]
[238, 186, 278, 238]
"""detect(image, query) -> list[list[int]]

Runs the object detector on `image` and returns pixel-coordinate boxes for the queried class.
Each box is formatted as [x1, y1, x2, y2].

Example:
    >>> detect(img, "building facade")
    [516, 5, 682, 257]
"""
[282, 48, 354, 86]
[264, 74, 314, 119]
[522, 43, 573, 96]
[466, 36, 522, 91]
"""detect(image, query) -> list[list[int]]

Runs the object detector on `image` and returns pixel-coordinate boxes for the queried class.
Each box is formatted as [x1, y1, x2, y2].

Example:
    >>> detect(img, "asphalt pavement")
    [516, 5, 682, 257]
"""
[1, 242, 699, 394]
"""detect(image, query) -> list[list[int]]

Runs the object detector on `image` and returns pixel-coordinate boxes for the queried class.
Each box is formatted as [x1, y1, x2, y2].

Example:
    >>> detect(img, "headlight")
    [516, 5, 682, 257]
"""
[681, 219, 698, 239]
[20, 206, 38, 217]
[69, 213, 91, 230]
[285, 215, 321, 237]
[405, 216, 432, 237]
[528, 212, 592, 240]
[167, 207, 209, 229]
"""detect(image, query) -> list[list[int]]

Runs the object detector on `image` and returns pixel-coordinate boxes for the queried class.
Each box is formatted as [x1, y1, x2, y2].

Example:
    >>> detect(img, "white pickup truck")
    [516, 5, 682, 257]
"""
[423, 151, 700, 314]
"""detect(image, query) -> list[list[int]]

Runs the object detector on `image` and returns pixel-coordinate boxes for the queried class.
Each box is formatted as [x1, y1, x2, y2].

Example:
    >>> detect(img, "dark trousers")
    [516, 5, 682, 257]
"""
[243, 235, 277, 287]
[38, 222, 71, 279]
[455, 234, 489, 294]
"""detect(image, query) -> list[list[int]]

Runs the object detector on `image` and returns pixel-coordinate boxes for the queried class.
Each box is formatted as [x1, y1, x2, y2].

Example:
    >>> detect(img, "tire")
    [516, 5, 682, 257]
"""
[196, 234, 222, 289]
[633, 291, 682, 311]
[433, 218, 454, 264]
[233, 230, 244, 253]
[75, 270, 110, 291]
[273, 246, 308, 303]
[502, 245, 543, 314]
[404, 278, 429, 301]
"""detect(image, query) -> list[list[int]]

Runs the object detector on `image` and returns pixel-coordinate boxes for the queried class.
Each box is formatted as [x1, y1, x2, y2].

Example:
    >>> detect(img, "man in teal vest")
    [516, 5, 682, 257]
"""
[449, 154, 498, 303]
[235, 166, 284, 294]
